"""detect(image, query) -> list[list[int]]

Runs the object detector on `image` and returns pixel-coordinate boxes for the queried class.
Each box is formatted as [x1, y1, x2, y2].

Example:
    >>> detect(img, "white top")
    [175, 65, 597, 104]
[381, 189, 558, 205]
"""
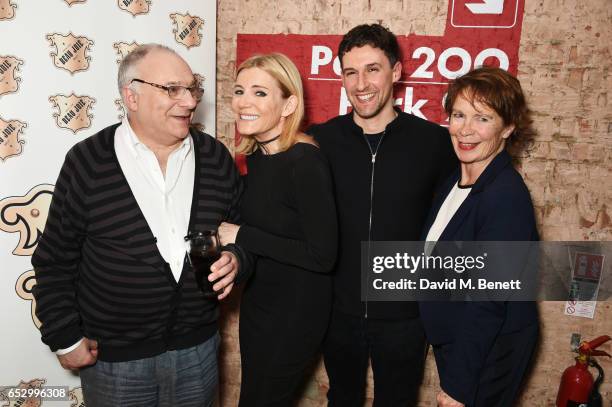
[57, 120, 195, 356]
[114, 119, 195, 281]
[424, 182, 472, 255]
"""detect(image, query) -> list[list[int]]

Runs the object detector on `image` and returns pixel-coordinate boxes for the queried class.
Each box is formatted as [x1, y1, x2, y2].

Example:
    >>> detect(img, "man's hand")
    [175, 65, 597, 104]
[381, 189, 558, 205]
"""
[57, 338, 98, 370]
[437, 390, 465, 407]
[210, 251, 238, 300]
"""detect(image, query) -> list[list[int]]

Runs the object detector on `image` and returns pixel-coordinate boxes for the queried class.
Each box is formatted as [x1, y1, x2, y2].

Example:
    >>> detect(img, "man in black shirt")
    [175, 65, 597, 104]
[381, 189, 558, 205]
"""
[308, 24, 457, 406]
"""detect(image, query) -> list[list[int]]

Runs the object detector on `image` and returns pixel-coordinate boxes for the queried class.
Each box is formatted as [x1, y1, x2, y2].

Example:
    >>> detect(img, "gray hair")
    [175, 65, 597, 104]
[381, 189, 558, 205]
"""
[117, 43, 178, 101]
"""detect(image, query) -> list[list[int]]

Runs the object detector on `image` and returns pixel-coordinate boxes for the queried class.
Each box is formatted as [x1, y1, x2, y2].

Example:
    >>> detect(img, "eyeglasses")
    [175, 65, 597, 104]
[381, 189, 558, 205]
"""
[130, 78, 204, 101]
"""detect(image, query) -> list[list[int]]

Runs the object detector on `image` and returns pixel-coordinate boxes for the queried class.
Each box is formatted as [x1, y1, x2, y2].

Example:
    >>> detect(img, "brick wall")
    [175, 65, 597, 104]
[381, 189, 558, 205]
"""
[215, 1, 612, 405]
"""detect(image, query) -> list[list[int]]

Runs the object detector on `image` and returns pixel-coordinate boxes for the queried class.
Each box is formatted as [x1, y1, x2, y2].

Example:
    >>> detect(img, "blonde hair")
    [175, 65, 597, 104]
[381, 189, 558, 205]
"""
[235, 53, 305, 154]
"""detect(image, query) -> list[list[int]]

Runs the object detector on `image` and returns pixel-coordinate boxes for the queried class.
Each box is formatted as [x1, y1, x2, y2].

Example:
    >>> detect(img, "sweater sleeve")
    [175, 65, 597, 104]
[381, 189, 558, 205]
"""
[218, 145, 255, 285]
[31, 148, 87, 352]
[236, 149, 338, 273]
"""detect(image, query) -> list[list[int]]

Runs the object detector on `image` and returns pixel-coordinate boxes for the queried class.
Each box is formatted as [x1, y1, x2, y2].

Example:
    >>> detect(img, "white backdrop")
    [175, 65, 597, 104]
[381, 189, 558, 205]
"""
[0, 1, 216, 404]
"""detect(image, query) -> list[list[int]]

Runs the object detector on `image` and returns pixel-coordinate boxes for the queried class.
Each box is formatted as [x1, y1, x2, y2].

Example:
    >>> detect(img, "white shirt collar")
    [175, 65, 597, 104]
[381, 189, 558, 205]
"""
[120, 118, 192, 159]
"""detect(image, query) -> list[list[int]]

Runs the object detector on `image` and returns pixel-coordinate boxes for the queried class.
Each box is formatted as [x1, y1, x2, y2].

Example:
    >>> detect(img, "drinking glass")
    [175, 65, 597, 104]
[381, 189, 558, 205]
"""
[185, 230, 221, 299]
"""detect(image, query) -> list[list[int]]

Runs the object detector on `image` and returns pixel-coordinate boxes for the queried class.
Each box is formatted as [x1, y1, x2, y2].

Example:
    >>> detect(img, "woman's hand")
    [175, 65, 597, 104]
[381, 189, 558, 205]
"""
[218, 222, 240, 245]
[437, 390, 464, 407]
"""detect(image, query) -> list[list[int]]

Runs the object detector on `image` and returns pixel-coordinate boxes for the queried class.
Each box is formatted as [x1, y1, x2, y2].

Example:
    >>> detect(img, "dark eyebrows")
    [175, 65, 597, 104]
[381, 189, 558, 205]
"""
[234, 83, 270, 92]
[232, 84, 269, 90]
[342, 63, 381, 74]
[166, 78, 198, 87]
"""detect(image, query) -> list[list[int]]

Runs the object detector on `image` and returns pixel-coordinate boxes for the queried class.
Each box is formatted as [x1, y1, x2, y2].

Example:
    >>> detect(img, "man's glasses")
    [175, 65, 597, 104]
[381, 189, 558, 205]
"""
[130, 78, 204, 101]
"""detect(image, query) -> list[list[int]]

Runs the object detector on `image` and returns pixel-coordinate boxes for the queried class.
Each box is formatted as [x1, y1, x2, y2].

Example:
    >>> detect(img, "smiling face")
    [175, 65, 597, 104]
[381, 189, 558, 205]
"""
[124, 49, 198, 147]
[231, 67, 295, 142]
[341, 44, 401, 130]
[449, 92, 515, 182]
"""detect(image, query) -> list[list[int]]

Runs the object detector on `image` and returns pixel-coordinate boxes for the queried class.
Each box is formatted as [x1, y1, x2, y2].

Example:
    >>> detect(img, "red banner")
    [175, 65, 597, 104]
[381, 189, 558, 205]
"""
[235, 0, 525, 170]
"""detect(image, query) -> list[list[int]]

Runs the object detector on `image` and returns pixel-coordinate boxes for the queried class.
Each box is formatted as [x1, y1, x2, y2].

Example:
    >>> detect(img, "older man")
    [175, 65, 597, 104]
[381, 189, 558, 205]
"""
[32, 44, 251, 407]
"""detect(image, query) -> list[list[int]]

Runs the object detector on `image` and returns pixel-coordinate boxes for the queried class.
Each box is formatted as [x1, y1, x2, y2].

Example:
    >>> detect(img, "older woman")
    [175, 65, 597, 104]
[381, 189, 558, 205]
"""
[218, 53, 337, 406]
[420, 66, 538, 407]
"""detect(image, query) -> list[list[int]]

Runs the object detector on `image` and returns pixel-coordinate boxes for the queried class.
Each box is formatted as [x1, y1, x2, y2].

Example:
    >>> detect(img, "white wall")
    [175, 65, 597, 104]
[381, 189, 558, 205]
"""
[0, 1, 216, 404]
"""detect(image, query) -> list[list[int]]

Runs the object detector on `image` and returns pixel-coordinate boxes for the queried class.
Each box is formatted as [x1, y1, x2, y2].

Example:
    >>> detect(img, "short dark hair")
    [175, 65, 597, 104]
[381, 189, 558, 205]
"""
[338, 24, 400, 68]
[444, 66, 535, 152]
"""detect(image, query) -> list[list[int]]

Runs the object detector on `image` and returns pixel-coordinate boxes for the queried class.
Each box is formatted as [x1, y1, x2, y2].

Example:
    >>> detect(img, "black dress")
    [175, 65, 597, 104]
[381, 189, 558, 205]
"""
[235, 142, 338, 406]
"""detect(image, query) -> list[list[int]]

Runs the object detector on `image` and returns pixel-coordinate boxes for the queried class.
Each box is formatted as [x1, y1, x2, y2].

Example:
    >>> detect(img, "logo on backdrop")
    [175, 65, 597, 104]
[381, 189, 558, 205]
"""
[195, 72, 205, 87]
[0, 184, 54, 256]
[0, 0, 17, 20]
[236, 0, 524, 128]
[0, 379, 46, 405]
[170, 12, 204, 49]
[115, 98, 126, 121]
[112, 41, 141, 120]
[49, 93, 95, 133]
[0, 55, 24, 97]
[118, 0, 151, 16]
[190, 74, 205, 131]
[0, 117, 26, 162]
[16, 269, 41, 328]
[63, 0, 87, 6]
[450, 0, 520, 28]
[69, 387, 84, 407]
[47, 32, 94, 74]
[113, 41, 141, 64]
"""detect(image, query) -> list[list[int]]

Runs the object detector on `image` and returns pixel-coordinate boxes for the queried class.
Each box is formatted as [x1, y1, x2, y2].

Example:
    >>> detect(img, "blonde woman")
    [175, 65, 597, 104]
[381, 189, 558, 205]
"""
[218, 53, 337, 406]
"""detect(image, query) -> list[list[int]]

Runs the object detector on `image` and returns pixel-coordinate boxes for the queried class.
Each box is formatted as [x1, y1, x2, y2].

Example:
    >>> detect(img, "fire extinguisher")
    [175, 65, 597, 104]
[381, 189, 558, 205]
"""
[556, 335, 611, 407]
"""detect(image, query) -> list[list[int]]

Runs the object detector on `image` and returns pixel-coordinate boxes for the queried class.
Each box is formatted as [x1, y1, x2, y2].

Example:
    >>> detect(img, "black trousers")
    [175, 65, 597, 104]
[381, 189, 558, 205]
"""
[433, 323, 538, 407]
[323, 310, 427, 407]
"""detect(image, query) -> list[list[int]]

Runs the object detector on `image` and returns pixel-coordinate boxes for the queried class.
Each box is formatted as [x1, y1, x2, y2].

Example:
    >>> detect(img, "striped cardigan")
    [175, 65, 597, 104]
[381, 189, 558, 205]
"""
[32, 124, 252, 362]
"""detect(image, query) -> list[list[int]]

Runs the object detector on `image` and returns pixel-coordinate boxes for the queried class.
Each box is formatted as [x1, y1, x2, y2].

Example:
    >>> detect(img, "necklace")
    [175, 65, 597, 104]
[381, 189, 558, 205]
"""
[255, 134, 281, 154]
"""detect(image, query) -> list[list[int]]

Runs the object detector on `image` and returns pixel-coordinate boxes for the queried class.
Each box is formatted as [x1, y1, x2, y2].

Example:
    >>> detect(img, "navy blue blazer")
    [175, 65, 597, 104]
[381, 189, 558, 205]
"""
[419, 150, 538, 404]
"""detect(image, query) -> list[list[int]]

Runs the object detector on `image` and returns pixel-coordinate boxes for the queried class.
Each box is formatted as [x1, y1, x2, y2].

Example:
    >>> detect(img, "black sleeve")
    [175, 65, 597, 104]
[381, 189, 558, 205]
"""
[236, 149, 338, 273]
[31, 148, 86, 351]
[218, 145, 256, 285]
